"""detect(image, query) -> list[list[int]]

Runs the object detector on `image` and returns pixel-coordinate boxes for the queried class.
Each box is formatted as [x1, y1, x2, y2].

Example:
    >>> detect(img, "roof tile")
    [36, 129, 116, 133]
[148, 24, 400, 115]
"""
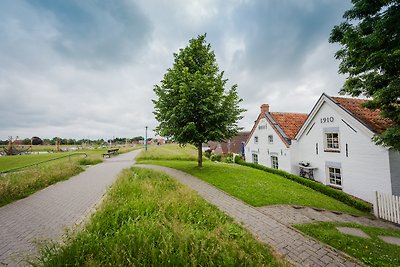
[331, 96, 392, 134]
[269, 112, 308, 140]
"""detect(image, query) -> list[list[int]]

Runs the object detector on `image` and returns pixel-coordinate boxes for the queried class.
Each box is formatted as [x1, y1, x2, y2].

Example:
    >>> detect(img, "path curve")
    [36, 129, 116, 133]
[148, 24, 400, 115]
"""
[0, 149, 141, 266]
[137, 164, 363, 267]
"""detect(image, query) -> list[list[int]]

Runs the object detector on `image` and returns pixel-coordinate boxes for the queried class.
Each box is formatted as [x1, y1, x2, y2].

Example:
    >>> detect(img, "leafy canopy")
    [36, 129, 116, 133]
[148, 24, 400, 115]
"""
[153, 34, 245, 165]
[329, 0, 400, 150]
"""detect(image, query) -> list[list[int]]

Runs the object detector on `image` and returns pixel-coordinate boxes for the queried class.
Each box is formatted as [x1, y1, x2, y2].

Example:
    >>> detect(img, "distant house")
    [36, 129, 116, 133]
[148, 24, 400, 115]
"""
[208, 132, 250, 155]
[245, 104, 307, 173]
[295, 93, 399, 203]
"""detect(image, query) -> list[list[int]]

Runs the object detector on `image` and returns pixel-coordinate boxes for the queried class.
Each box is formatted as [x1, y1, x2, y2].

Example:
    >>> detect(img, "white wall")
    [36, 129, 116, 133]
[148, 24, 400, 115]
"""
[245, 117, 292, 173]
[295, 101, 392, 203]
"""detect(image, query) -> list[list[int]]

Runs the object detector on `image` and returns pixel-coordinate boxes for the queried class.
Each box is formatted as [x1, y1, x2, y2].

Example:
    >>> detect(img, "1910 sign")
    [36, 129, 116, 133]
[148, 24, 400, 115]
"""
[320, 116, 334, 123]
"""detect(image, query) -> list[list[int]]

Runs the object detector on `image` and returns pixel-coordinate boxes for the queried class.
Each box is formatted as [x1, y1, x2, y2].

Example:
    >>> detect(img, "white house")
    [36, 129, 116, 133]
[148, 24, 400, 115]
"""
[295, 94, 400, 204]
[244, 104, 308, 173]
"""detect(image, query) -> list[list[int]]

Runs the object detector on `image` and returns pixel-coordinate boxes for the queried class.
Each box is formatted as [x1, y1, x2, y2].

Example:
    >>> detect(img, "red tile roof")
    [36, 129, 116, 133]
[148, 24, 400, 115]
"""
[269, 112, 308, 140]
[331, 96, 392, 134]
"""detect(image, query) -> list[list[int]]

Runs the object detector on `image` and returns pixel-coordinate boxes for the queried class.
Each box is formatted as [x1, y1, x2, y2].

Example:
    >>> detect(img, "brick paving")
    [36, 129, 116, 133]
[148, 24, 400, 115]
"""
[0, 150, 140, 266]
[138, 165, 364, 267]
[256, 205, 399, 229]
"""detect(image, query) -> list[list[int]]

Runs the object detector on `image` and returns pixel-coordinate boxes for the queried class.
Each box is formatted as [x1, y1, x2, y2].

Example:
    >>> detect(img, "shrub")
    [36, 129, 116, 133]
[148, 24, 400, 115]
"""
[236, 159, 372, 213]
[210, 154, 222, 162]
[203, 149, 212, 159]
[223, 153, 233, 163]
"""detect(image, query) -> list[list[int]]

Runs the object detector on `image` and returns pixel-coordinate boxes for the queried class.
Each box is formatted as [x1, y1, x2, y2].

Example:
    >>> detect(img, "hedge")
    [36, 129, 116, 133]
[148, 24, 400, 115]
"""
[235, 158, 372, 213]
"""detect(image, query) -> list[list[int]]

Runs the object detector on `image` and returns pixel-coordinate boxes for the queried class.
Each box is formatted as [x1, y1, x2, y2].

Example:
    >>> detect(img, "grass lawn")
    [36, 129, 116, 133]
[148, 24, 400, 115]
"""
[37, 167, 287, 267]
[294, 222, 400, 267]
[137, 160, 365, 215]
[136, 143, 198, 161]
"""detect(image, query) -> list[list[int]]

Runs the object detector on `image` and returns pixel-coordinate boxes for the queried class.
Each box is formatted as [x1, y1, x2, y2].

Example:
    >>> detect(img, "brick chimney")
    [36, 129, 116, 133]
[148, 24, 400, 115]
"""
[260, 103, 269, 113]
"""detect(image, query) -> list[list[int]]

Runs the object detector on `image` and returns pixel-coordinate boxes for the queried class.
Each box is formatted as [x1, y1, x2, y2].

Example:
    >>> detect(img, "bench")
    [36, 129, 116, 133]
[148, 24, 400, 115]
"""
[103, 148, 119, 158]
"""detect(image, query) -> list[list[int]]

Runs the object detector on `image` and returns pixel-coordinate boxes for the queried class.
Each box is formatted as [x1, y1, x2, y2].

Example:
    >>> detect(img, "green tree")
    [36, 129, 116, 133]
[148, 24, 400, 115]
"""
[153, 34, 245, 167]
[330, 0, 400, 150]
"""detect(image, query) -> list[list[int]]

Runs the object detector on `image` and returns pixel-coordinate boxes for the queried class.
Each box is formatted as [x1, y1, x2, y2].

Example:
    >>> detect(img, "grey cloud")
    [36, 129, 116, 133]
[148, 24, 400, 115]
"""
[28, 0, 152, 68]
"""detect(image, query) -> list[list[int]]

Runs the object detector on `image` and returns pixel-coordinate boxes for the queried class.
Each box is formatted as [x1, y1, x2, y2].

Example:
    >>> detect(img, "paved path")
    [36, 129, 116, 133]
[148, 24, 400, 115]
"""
[257, 205, 399, 229]
[138, 165, 365, 267]
[0, 150, 140, 266]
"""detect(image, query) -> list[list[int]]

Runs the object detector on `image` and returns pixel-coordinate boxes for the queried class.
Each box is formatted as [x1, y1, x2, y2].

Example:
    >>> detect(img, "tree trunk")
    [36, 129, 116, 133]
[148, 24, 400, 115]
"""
[198, 143, 203, 168]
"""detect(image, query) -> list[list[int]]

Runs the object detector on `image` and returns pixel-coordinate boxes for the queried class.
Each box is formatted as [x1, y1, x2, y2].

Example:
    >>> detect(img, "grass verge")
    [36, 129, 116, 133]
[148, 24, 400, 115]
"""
[36, 167, 287, 266]
[294, 222, 400, 267]
[0, 162, 83, 206]
[136, 160, 365, 215]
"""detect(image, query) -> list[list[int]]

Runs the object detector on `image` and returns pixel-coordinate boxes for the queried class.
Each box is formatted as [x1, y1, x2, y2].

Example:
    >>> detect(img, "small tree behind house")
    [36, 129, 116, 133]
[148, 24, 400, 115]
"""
[153, 34, 245, 167]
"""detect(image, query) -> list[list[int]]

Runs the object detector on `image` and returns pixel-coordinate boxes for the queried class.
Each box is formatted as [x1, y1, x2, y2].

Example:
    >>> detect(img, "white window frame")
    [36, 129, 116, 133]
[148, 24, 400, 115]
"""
[252, 154, 258, 164]
[268, 135, 273, 144]
[324, 132, 340, 152]
[327, 167, 342, 188]
[254, 136, 258, 144]
[271, 156, 278, 169]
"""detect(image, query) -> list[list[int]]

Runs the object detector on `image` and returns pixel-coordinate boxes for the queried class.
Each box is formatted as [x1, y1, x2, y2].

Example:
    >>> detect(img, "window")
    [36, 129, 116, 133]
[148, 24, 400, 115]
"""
[252, 154, 258, 164]
[268, 135, 273, 144]
[254, 136, 258, 144]
[271, 156, 278, 169]
[328, 167, 342, 187]
[258, 125, 266, 130]
[325, 132, 339, 151]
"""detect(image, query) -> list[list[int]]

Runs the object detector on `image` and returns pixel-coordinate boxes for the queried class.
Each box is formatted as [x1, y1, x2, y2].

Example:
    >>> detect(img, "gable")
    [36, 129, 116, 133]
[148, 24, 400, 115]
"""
[296, 94, 382, 140]
[245, 113, 291, 148]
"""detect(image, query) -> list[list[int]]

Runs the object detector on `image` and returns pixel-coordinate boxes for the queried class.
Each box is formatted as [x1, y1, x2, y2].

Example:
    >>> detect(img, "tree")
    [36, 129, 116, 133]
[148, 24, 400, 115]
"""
[329, 0, 400, 150]
[153, 34, 245, 167]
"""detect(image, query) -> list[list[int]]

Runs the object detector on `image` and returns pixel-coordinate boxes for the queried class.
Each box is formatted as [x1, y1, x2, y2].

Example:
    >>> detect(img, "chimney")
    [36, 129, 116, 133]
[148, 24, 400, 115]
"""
[260, 103, 269, 113]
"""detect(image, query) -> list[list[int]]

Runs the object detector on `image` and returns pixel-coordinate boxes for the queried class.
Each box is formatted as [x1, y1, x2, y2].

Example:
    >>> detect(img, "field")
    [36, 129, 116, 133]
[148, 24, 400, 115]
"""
[137, 145, 365, 215]
[0, 146, 138, 206]
[37, 167, 287, 266]
[0, 146, 137, 172]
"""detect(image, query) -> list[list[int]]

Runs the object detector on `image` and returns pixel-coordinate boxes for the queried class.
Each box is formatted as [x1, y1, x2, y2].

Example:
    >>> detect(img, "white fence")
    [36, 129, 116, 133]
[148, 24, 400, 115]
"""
[374, 191, 400, 224]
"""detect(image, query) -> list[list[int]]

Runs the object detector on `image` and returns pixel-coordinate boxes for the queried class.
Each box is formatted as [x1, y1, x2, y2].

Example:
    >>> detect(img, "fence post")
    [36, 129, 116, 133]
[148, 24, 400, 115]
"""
[373, 191, 379, 217]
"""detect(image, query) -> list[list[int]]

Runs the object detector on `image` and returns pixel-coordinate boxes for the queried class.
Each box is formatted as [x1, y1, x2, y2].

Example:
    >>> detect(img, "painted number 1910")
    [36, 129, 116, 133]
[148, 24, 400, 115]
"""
[320, 117, 334, 123]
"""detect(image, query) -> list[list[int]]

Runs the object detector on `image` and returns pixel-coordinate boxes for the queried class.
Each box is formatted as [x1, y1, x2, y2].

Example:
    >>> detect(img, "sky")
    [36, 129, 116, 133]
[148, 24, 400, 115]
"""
[0, 0, 353, 140]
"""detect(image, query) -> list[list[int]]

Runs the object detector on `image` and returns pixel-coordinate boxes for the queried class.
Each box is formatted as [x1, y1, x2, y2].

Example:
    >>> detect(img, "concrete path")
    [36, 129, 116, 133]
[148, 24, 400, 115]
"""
[138, 165, 364, 267]
[0, 150, 140, 266]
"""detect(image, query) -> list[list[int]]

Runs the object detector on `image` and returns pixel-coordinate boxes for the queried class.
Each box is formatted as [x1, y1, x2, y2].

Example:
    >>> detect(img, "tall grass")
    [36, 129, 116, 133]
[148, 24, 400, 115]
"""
[0, 162, 83, 206]
[36, 168, 287, 266]
[136, 144, 198, 161]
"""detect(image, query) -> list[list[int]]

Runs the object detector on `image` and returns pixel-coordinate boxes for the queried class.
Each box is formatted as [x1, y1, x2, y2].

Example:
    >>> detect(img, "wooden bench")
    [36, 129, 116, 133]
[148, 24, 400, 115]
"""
[103, 148, 119, 158]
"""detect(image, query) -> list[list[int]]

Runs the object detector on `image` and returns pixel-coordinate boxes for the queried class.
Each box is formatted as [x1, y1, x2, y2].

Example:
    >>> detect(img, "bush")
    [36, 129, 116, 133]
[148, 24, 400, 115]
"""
[224, 153, 234, 163]
[210, 154, 222, 162]
[203, 149, 212, 159]
[236, 159, 372, 213]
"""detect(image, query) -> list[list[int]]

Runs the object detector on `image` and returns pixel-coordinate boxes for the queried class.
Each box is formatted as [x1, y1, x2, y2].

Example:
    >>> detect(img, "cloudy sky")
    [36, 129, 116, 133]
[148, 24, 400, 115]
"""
[0, 0, 352, 140]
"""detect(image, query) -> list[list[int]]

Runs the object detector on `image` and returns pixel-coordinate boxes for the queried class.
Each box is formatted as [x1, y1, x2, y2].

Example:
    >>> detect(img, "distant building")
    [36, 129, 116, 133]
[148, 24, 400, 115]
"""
[208, 132, 250, 155]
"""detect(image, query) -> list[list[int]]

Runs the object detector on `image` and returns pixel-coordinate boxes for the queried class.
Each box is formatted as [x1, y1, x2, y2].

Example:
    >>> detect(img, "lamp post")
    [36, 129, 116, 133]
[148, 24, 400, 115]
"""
[145, 126, 148, 151]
